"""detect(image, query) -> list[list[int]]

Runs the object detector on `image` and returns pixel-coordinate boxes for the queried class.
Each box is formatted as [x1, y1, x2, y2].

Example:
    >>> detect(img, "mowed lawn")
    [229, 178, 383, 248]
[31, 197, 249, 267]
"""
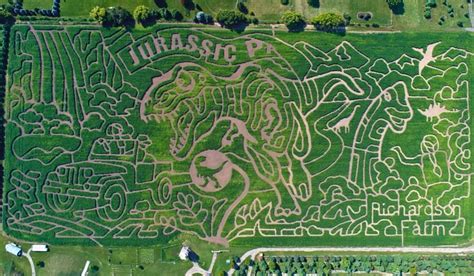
[392, 0, 471, 30]
[9, 0, 394, 25]
[2, 0, 470, 29]
[3, 0, 236, 17]
[292, 0, 392, 25]
[0, 230, 200, 275]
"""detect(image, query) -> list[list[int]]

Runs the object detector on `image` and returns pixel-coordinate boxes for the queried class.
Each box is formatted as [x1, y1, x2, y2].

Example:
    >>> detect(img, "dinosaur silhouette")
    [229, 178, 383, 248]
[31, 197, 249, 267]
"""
[413, 42, 441, 75]
[418, 102, 458, 122]
[328, 106, 360, 133]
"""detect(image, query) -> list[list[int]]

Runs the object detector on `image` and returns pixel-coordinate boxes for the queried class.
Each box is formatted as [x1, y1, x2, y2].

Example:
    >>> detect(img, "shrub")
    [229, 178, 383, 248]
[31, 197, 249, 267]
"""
[280, 11, 306, 32]
[358, 12, 372, 21]
[133, 5, 153, 25]
[281, 0, 289, 5]
[251, 17, 259, 25]
[457, 21, 463, 27]
[311, 12, 345, 32]
[216, 10, 249, 29]
[89, 6, 106, 23]
[426, 0, 436, 7]
[424, 9, 432, 18]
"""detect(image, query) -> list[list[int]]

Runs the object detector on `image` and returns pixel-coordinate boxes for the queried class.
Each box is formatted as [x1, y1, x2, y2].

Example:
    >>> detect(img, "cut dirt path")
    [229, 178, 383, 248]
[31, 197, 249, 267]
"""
[227, 245, 474, 275]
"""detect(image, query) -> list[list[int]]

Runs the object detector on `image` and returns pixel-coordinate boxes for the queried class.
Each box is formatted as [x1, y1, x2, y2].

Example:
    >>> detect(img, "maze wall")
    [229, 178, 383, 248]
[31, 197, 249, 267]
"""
[3, 25, 473, 246]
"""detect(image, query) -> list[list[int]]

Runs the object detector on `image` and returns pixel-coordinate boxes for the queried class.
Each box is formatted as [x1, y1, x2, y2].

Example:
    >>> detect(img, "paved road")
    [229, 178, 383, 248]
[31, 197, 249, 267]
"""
[469, 1, 474, 27]
[184, 251, 220, 276]
[185, 262, 208, 276]
[227, 245, 474, 275]
[24, 249, 36, 276]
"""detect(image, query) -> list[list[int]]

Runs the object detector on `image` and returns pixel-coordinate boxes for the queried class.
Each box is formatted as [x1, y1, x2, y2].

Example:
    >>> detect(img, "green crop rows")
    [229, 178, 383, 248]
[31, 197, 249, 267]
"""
[2, 24, 473, 247]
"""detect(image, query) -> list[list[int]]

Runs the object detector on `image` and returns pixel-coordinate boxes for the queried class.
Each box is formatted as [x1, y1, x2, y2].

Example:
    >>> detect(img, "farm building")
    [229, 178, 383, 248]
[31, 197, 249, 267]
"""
[31, 244, 49, 252]
[179, 246, 191, 260]
[5, 243, 22, 256]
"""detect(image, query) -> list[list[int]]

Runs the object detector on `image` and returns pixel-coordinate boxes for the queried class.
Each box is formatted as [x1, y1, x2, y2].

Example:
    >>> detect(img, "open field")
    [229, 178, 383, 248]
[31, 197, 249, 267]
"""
[2, 23, 473, 249]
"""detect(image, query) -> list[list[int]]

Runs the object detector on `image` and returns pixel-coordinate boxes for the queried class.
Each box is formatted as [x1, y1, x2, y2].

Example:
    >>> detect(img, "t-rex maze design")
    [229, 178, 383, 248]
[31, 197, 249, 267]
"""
[3, 25, 473, 246]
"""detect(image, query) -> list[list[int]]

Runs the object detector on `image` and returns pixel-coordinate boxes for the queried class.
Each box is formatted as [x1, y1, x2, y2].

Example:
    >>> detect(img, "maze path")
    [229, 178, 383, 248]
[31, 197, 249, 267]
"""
[3, 25, 473, 246]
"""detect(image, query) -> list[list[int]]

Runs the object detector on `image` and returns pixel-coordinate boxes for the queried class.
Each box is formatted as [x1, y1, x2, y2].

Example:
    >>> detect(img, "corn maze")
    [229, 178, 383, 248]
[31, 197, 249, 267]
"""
[2, 25, 473, 246]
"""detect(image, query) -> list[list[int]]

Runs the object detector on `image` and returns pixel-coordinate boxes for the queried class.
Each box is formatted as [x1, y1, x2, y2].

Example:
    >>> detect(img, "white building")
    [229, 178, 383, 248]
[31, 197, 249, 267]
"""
[31, 244, 49, 252]
[179, 246, 191, 261]
[5, 243, 22, 256]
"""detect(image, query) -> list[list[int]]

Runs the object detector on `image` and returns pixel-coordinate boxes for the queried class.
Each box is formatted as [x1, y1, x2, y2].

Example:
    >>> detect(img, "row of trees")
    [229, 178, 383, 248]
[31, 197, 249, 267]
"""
[89, 5, 184, 27]
[280, 11, 346, 33]
[89, 6, 258, 30]
[88, 6, 349, 33]
[225, 254, 474, 275]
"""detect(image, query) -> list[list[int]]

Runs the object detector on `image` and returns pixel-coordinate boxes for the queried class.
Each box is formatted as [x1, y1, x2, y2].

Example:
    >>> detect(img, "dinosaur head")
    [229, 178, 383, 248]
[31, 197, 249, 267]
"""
[378, 82, 413, 133]
[140, 64, 228, 160]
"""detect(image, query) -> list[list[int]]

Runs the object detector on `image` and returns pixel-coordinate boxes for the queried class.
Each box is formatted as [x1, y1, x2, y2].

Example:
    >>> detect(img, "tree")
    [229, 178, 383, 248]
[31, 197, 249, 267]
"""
[307, 0, 320, 8]
[216, 10, 249, 30]
[237, 2, 248, 14]
[387, 0, 404, 13]
[104, 7, 134, 27]
[387, 0, 403, 7]
[0, 8, 13, 24]
[158, 8, 172, 20]
[170, 9, 183, 21]
[195, 11, 213, 24]
[180, 0, 194, 10]
[280, 11, 306, 32]
[311, 12, 345, 32]
[89, 6, 106, 23]
[243, 257, 254, 267]
[133, 5, 153, 25]
[230, 260, 240, 270]
[36, 261, 45, 268]
[268, 259, 277, 272]
[90, 265, 99, 276]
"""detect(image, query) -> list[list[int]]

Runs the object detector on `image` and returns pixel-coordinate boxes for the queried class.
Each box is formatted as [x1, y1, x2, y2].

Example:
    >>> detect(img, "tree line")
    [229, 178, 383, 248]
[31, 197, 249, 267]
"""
[221, 253, 474, 275]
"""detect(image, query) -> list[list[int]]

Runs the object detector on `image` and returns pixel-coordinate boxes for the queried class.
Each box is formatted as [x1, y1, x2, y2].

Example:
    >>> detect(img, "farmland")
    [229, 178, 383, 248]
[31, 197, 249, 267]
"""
[2, 24, 472, 249]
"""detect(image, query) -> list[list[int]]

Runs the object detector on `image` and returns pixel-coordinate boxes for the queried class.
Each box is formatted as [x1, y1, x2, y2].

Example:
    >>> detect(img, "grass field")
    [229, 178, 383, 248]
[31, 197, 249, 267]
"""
[296, 0, 392, 25]
[2, 23, 473, 250]
[0, 228, 199, 275]
[1, 0, 471, 29]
